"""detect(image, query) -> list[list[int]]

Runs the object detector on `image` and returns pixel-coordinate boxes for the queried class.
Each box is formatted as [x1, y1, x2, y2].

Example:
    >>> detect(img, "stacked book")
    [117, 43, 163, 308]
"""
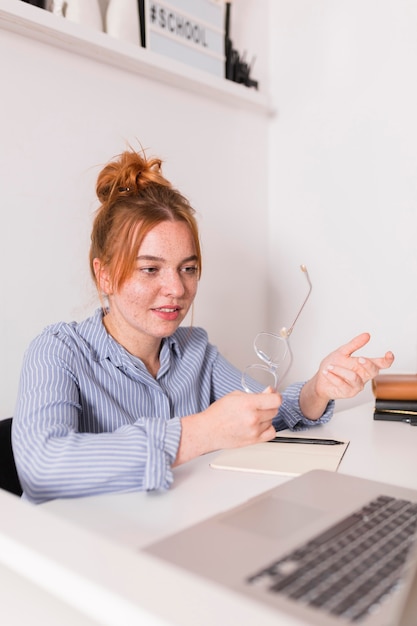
[372, 374, 417, 424]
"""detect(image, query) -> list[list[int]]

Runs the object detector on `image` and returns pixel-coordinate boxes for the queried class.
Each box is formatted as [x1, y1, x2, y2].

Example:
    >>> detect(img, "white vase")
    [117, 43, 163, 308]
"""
[46, 0, 65, 16]
[105, 0, 140, 45]
[48, 0, 104, 31]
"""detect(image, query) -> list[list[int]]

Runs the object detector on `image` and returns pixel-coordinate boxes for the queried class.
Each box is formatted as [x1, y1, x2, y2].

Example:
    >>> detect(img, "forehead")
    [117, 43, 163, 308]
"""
[138, 221, 196, 258]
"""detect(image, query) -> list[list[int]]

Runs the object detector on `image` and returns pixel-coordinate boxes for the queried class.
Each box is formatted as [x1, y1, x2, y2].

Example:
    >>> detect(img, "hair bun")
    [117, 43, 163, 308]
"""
[96, 149, 170, 204]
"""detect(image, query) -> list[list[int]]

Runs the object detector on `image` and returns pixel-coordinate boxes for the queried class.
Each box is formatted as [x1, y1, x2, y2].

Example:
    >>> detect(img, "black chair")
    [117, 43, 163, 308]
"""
[0, 418, 23, 496]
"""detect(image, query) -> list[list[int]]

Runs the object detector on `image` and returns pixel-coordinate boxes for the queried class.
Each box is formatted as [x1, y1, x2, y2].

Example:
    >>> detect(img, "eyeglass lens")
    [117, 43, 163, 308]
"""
[242, 334, 290, 392]
[242, 265, 312, 393]
[254, 332, 289, 366]
[242, 364, 278, 393]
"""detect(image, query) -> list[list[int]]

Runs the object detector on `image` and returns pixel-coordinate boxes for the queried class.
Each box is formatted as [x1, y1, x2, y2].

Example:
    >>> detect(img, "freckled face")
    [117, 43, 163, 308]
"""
[99, 221, 199, 354]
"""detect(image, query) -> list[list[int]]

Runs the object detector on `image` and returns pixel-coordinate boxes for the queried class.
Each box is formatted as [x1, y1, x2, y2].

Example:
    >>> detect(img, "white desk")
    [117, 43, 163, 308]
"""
[1, 402, 417, 625]
[41, 401, 417, 549]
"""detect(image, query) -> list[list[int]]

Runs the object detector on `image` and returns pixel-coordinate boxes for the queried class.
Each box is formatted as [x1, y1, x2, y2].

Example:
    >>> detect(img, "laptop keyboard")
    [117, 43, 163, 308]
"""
[247, 495, 417, 622]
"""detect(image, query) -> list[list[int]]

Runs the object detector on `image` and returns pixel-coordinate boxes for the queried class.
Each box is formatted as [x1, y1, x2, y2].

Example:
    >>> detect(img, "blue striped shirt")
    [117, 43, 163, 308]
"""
[12, 309, 333, 504]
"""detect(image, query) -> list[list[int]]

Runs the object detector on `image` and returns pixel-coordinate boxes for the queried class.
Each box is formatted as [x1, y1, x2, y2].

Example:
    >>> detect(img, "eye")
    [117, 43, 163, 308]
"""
[140, 266, 159, 275]
[181, 265, 199, 275]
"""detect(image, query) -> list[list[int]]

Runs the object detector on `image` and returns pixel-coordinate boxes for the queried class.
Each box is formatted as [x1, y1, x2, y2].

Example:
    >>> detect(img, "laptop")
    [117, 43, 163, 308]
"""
[144, 470, 417, 626]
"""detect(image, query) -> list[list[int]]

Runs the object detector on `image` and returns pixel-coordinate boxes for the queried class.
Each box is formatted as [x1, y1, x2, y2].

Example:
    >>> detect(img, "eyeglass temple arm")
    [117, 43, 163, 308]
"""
[280, 265, 312, 339]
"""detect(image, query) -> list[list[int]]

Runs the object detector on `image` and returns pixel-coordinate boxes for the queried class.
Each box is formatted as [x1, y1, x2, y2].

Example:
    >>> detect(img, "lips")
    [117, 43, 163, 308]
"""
[152, 306, 182, 321]
[153, 307, 180, 313]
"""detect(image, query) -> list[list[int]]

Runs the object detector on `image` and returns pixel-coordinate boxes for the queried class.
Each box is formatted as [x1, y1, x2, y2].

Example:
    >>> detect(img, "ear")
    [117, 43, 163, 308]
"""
[93, 258, 113, 295]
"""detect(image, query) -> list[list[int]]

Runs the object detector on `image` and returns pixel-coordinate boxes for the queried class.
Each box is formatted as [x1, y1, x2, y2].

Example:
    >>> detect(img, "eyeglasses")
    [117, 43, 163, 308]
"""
[242, 265, 312, 392]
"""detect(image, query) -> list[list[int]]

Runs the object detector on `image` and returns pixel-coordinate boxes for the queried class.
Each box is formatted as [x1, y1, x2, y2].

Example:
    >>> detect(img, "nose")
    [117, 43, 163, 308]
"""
[161, 270, 186, 298]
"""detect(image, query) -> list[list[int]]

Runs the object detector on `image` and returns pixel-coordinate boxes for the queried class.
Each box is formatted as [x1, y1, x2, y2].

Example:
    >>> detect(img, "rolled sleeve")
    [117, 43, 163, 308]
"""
[143, 416, 182, 491]
[274, 382, 335, 432]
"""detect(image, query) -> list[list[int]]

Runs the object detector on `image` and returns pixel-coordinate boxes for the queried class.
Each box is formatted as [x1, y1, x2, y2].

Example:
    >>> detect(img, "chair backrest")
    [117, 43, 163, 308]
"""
[0, 418, 23, 496]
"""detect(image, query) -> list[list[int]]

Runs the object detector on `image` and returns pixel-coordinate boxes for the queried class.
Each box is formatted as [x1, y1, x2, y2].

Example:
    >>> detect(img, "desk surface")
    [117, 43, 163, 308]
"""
[42, 401, 417, 550]
[2, 401, 417, 626]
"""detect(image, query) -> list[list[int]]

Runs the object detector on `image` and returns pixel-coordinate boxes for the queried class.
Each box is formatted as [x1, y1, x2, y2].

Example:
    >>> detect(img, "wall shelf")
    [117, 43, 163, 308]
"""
[0, 1, 274, 115]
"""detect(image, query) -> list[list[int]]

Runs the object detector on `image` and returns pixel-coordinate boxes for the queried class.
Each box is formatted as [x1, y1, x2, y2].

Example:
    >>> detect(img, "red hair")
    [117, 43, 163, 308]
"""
[90, 149, 201, 293]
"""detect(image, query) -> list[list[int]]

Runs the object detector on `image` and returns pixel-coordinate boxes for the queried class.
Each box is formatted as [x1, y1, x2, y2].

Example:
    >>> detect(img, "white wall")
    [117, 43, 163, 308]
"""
[5, 1, 414, 418]
[268, 0, 417, 409]
[0, 1, 270, 417]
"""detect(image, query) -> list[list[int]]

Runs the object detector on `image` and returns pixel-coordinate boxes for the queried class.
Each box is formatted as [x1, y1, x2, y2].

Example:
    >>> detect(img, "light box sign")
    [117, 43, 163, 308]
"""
[144, 0, 226, 78]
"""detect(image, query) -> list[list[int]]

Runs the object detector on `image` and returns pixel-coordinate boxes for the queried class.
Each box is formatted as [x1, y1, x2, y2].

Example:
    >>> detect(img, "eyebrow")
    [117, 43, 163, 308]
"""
[137, 255, 199, 264]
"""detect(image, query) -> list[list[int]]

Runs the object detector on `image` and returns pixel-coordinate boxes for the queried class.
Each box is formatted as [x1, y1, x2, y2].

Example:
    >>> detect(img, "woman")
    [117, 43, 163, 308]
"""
[12, 148, 394, 504]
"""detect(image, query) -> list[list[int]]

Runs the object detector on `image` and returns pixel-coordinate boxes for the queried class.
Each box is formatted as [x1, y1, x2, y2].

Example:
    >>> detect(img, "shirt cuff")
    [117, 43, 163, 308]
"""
[274, 382, 335, 431]
[143, 417, 182, 491]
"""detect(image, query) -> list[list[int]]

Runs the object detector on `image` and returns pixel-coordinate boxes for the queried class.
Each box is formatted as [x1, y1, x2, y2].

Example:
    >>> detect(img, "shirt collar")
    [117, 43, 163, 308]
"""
[80, 308, 183, 366]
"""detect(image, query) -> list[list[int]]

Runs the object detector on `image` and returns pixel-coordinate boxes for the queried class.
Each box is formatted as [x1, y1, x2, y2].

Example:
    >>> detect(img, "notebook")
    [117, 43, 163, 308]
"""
[210, 438, 349, 476]
[144, 470, 417, 626]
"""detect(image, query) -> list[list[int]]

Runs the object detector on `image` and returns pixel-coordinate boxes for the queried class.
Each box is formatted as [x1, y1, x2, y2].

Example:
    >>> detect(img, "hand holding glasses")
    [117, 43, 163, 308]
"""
[242, 265, 312, 393]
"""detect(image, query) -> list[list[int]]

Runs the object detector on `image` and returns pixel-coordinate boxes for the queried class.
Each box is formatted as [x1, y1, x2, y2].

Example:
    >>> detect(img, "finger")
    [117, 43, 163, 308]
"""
[356, 351, 395, 373]
[253, 390, 281, 408]
[338, 332, 371, 357]
[321, 366, 365, 397]
[378, 351, 395, 368]
[262, 424, 279, 442]
[328, 357, 380, 386]
[323, 364, 361, 385]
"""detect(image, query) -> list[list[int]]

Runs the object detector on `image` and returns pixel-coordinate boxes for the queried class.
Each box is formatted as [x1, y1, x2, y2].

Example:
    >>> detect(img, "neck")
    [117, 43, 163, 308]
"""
[102, 313, 161, 377]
